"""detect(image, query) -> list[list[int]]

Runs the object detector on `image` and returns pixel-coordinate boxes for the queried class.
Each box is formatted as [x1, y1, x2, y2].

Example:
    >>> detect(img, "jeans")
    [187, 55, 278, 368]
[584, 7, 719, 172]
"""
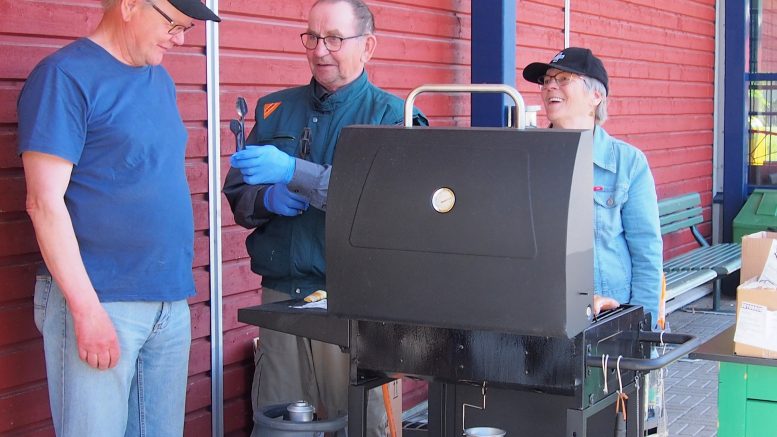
[34, 274, 191, 437]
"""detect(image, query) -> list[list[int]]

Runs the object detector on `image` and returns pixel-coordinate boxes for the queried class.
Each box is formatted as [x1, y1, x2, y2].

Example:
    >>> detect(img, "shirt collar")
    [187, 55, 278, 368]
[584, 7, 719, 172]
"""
[311, 70, 367, 107]
[313, 82, 329, 100]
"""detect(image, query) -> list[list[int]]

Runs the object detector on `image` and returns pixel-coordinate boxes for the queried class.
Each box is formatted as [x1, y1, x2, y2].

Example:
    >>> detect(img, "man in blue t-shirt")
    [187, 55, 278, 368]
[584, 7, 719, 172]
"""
[17, 1, 219, 435]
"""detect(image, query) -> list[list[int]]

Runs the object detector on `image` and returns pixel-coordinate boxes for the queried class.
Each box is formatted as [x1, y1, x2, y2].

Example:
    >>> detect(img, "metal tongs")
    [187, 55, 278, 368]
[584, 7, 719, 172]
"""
[230, 96, 248, 152]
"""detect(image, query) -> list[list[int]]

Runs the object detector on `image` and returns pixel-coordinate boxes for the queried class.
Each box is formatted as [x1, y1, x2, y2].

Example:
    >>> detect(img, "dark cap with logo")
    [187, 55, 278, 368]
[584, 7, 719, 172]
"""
[522, 47, 608, 94]
[169, 0, 221, 22]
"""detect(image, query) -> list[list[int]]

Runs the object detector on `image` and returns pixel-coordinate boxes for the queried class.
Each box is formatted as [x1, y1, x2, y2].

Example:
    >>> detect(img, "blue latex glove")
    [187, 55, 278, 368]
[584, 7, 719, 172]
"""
[230, 145, 296, 185]
[264, 183, 309, 216]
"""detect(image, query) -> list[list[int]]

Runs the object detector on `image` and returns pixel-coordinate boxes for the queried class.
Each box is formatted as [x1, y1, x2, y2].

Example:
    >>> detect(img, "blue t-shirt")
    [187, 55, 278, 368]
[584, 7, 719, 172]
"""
[17, 38, 195, 302]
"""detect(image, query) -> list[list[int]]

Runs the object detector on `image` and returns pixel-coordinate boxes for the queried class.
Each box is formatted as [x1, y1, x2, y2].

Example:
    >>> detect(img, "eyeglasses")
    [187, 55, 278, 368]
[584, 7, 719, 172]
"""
[300, 32, 366, 52]
[538, 71, 580, 90]
[150, 3, 195, 35]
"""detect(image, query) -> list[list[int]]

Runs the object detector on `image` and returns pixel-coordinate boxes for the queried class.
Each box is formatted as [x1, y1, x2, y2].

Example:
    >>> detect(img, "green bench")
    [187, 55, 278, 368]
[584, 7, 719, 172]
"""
[659, 193, 741, 312]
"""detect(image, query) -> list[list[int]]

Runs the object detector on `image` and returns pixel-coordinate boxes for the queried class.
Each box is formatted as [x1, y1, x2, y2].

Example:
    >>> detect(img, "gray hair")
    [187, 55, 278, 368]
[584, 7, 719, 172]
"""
[581, 76, 608, 125]
[312, 0, 375, 34]
[103, 0, 154, 10]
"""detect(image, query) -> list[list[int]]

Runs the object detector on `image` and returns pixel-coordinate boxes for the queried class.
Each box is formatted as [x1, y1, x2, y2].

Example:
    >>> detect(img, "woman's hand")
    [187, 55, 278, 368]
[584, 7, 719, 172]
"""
[592, 295, 620, 316]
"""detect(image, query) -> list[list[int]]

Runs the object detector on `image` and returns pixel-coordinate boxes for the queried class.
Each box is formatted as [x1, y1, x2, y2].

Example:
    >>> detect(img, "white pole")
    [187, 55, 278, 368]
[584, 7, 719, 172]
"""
[205, 1, 224, 435]
[564, 0, 570, 48]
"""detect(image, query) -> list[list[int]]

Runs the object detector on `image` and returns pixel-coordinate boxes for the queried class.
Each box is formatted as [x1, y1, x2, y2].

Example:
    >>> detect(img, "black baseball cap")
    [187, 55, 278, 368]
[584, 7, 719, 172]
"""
[169, 0, 221, 22]
[522, 47, 608, 94]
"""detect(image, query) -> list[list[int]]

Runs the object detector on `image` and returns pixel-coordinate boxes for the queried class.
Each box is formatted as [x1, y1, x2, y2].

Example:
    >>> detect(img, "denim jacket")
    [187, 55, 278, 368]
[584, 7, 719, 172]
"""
[593, 126, 663, 326]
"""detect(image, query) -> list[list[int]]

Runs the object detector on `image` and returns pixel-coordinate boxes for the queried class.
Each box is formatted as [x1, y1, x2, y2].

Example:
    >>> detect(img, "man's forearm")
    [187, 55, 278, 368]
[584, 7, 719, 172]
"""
[27, 198, 100, 313]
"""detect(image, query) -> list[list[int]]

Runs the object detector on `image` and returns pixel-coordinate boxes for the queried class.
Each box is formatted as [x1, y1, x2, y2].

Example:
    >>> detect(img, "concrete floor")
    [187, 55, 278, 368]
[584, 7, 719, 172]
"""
[663, 291, 737, 436]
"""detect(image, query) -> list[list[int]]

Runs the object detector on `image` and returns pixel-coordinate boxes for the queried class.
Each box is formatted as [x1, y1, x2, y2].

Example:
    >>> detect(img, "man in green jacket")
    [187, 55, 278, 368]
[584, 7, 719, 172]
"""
[223, 0, 426, 435]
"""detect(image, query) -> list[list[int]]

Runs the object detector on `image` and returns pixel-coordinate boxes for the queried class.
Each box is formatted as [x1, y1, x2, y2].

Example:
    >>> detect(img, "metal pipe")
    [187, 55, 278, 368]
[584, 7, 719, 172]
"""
[404, 84, 526, 129]
[586, 332, 701, 371]
[711, 0, 723, 244]
[205, 2, 224, 435]
[564, 0, 570, 48]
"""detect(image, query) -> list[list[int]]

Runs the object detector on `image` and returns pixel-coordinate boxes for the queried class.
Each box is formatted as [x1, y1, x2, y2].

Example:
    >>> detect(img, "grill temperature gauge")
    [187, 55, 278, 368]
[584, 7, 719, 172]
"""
[431, 187, 456, 213]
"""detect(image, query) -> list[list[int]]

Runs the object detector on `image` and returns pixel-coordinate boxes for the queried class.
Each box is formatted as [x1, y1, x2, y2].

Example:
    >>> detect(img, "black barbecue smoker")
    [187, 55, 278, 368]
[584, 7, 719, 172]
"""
[238, 85, 700, 437]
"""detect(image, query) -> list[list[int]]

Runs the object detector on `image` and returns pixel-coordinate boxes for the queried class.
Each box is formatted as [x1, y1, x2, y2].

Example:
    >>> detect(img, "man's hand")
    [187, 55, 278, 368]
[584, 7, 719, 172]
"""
[264, 183, 309, 216]
[230, 145, 296, 185]
[73, 303, 121, 370]
[592, 295, 621, 316]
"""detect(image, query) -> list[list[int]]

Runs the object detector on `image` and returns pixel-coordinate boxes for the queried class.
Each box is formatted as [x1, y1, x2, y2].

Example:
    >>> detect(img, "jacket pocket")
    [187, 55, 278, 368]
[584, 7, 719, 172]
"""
[593, 187, 628, 209]
[257, 132, 298, 156]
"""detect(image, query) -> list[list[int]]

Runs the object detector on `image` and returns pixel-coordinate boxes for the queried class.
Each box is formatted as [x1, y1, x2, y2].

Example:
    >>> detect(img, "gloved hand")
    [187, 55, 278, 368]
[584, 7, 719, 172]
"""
[264, 183, 309, 216]
[230, 145, 296, 185]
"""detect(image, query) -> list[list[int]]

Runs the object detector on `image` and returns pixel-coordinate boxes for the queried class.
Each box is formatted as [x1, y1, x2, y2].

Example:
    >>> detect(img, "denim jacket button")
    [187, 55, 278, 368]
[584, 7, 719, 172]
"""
[607, 197, 614, 206]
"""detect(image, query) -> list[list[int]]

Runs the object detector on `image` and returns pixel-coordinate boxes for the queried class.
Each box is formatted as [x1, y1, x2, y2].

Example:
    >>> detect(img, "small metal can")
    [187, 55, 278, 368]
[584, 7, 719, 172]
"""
[464, 427, 507, 437]
[287, 400, 315, 422]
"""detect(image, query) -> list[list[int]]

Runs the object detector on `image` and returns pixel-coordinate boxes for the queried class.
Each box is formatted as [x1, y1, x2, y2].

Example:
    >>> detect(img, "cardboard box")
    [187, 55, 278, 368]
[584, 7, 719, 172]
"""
[734, 231, 777, 358]
[383, 379, 402, 437]
[740, 231, 777, 284]
[734, 285, 777, 358]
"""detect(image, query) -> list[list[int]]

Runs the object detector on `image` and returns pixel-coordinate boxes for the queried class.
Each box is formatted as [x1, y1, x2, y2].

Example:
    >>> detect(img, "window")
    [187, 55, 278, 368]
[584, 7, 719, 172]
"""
[747, 0, 777, 185]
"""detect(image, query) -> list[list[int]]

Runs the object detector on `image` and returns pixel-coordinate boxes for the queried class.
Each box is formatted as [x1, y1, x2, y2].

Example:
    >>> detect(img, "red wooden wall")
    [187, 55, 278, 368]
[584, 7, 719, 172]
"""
[515, 0, 717, 260]
[0, 0, 717, 435]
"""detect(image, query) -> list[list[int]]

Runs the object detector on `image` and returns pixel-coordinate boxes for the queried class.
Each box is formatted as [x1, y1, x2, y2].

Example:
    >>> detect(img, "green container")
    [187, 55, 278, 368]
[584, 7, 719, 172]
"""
[733, 188, 777, 242]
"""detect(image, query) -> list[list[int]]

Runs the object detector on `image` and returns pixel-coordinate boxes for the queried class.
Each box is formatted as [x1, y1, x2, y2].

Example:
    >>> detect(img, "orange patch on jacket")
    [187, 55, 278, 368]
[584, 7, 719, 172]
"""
[263, 102, 281, 119]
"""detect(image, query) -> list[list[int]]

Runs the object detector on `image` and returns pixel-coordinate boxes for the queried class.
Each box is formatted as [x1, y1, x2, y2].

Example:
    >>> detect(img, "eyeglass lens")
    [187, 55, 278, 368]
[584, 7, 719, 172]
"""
[151, 3, 194, 35]
[301, 33, 345, 51]
[539, 72, 576, 88]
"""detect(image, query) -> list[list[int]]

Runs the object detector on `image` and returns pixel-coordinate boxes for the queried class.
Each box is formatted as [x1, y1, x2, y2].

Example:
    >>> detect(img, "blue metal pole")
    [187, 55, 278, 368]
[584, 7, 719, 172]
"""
[471, 0, 516, 127]
[722, 0, 748, 242]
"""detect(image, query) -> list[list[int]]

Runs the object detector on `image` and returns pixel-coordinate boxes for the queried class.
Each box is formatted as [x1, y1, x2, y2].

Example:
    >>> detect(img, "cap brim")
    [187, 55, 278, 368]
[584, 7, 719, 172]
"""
[522, 61, 588, 84]
[171, 0, 221, 22]
[522, 62, 552, 84]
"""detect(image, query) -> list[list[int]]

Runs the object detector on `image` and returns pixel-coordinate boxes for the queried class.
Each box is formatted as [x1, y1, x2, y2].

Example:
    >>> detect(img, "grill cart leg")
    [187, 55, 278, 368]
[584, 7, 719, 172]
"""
[348, 376, 393, 437]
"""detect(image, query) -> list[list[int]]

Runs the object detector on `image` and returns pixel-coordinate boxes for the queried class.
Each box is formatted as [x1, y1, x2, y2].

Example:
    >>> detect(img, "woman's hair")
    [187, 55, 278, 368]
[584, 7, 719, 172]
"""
[581, 76, 608, 125]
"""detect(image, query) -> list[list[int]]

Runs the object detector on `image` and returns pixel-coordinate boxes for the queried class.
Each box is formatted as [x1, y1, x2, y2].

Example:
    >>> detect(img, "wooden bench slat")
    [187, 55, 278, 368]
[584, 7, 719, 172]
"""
[663, 244, 741, 274]
[663, 245, 737, 267]
[660, 207, 703, 227]
[658, 193, 701, 216]
[661, 215, 704, 235]
[663, 244, 739, 268]
[664, 270, 717, 300]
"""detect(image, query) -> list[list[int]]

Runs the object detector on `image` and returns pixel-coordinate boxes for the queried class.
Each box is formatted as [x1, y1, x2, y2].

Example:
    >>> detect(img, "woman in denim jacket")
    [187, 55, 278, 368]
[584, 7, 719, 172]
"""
[523, 47, 664, 328]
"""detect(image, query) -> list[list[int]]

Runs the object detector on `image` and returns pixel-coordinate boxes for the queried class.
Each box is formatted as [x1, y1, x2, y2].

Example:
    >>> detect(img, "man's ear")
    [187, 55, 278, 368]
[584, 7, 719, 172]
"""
[121, 0, 140, 22]
[361, 34, 377, 63]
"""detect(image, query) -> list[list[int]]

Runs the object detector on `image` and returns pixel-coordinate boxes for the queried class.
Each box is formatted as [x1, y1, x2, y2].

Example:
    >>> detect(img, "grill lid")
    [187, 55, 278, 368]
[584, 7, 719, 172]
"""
[327, 125, 594, 338]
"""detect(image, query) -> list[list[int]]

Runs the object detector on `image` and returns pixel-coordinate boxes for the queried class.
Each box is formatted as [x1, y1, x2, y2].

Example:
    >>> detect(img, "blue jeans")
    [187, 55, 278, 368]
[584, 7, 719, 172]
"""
[34, 274, 191, 437]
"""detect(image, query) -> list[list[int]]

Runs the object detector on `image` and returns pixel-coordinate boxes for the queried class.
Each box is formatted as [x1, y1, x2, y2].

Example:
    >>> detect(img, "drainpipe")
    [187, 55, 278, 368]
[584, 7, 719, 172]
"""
[712, 0, 724, 244]
[205, 1, 224, 435]
[564, 0, 570, 48]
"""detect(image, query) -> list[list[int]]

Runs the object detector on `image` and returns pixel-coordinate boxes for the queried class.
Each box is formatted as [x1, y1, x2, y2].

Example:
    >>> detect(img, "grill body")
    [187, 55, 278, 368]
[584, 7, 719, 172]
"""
[238, 123, 697, 437]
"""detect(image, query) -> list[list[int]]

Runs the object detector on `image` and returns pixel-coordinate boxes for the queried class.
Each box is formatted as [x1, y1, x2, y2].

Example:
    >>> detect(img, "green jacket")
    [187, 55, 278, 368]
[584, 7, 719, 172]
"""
[224, 71, 427, 297]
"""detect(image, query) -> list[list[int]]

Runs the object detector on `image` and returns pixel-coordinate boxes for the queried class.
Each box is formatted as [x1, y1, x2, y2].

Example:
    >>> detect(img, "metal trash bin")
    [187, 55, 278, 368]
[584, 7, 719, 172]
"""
[253, 402, 347, 437]
[733, 188, 777, 242]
